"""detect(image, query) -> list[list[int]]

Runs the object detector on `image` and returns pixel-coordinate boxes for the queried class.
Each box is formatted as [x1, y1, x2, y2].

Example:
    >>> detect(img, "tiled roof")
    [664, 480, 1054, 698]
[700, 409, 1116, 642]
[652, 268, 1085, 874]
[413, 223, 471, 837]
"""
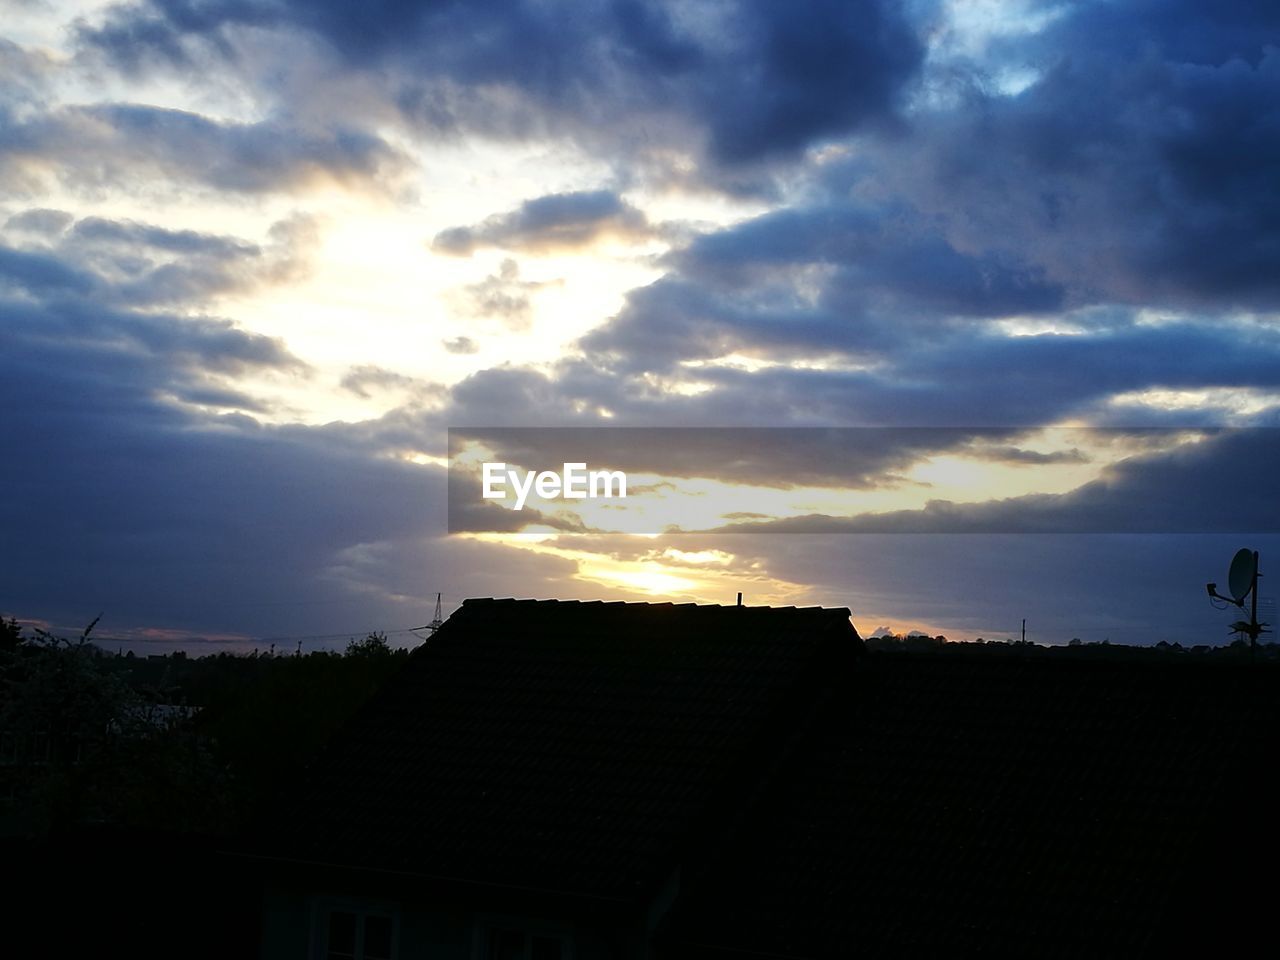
[270, 598, 859, 900]
[666, 655, 1280, 957]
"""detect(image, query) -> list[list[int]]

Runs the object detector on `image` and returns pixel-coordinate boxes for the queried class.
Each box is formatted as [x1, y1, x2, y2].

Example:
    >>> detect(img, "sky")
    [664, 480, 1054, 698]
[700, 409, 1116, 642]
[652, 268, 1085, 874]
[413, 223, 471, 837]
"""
[1, 0, 1278, 651]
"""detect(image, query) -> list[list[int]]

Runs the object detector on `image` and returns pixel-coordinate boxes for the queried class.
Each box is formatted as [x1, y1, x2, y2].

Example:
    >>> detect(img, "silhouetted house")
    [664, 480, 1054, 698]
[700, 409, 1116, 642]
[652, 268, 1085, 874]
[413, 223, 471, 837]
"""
[249, 599, 1279, 959]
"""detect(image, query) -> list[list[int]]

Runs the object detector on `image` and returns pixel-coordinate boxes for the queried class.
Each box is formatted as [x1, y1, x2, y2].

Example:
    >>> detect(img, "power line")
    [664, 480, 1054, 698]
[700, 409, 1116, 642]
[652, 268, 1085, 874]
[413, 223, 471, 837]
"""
[38, 625, 434, 648]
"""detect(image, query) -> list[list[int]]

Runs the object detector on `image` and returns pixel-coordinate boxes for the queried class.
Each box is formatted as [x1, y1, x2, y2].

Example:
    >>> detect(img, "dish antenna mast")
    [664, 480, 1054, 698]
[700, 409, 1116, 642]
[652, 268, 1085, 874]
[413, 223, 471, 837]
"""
[1206, 549, 1268, 651]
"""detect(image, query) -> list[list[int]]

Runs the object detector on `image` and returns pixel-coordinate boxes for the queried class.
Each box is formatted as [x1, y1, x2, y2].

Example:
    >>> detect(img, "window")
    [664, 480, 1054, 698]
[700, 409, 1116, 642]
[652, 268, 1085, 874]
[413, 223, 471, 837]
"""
[476, 920, 572, 960]
[314, 902, 398, 960]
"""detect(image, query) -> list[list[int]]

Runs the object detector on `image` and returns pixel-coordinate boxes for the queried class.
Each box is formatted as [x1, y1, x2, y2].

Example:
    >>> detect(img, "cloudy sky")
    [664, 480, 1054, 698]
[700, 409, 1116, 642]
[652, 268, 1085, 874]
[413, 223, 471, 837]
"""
[2, 0, 1277, 650]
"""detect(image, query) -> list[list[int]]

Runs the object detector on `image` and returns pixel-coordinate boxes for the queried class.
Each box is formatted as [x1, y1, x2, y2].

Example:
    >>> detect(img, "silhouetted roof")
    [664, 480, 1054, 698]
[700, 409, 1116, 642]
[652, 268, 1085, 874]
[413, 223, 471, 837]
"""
[270, 598, 859, 900]
[665, 655, 1280, 958]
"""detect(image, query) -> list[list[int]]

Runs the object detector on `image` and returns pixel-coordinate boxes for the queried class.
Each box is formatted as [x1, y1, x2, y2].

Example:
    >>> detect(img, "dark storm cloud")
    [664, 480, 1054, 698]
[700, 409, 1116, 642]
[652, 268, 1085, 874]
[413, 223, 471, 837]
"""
[967, 428, 1280, 534]
[577, 194, 1075, 374]
[579, 263, 1064, 376]
[575, 0, 1279, 393]
[78, 0, 924, 168]
[450, 314, 1280, 438]
[691, 0, 922, 163]
[704, 428, 1280, 534]
[0, 244, 97, 296]
[0, 355, 436, 638]
[0, 103, 409, 196]
[665, 323, 1280, 428]
[670, 203, 1064, 315]
[70, 216, 259, 258]
[3, 294, 303, 382]
[887, 324, 1280, 426]
[579, 277, 862, 373]
[884, 0, 1280, 310]
[1, 209, 309, 398]
[1, 210, 316, 309]
[449, 426, 1018, 493]
[171, 382, 274, 413]
[432, 191, 651, 256]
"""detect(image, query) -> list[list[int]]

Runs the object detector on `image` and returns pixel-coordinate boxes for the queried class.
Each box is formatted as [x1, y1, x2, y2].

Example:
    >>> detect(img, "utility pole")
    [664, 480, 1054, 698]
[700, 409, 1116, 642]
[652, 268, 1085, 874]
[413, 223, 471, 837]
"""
[1251, 551, 1259, 655]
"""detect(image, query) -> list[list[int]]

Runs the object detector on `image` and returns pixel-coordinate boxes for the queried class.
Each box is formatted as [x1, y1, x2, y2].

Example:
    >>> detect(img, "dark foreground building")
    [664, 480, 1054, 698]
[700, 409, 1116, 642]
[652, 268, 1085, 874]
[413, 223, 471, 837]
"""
[247, 599, 1278, 958]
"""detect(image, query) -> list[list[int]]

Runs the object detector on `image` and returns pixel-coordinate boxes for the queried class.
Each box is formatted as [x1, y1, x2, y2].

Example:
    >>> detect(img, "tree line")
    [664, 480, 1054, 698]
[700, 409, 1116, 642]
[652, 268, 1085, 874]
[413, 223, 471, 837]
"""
[1, 617, 411, 838]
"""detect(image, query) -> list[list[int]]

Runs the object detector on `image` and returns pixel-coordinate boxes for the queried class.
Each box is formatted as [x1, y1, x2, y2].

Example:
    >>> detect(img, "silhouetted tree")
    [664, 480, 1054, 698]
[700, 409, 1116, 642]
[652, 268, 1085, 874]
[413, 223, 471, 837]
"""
[1, 619, 235, 835]
[182, 638, 409, 818]
[346, 631, 391, 658]
[1, 615, 21, 650]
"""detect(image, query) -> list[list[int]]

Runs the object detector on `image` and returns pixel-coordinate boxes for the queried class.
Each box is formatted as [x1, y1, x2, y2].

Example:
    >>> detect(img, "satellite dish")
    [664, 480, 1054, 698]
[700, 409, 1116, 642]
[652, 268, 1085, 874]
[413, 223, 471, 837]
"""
[1228, 548, 1257, 604]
